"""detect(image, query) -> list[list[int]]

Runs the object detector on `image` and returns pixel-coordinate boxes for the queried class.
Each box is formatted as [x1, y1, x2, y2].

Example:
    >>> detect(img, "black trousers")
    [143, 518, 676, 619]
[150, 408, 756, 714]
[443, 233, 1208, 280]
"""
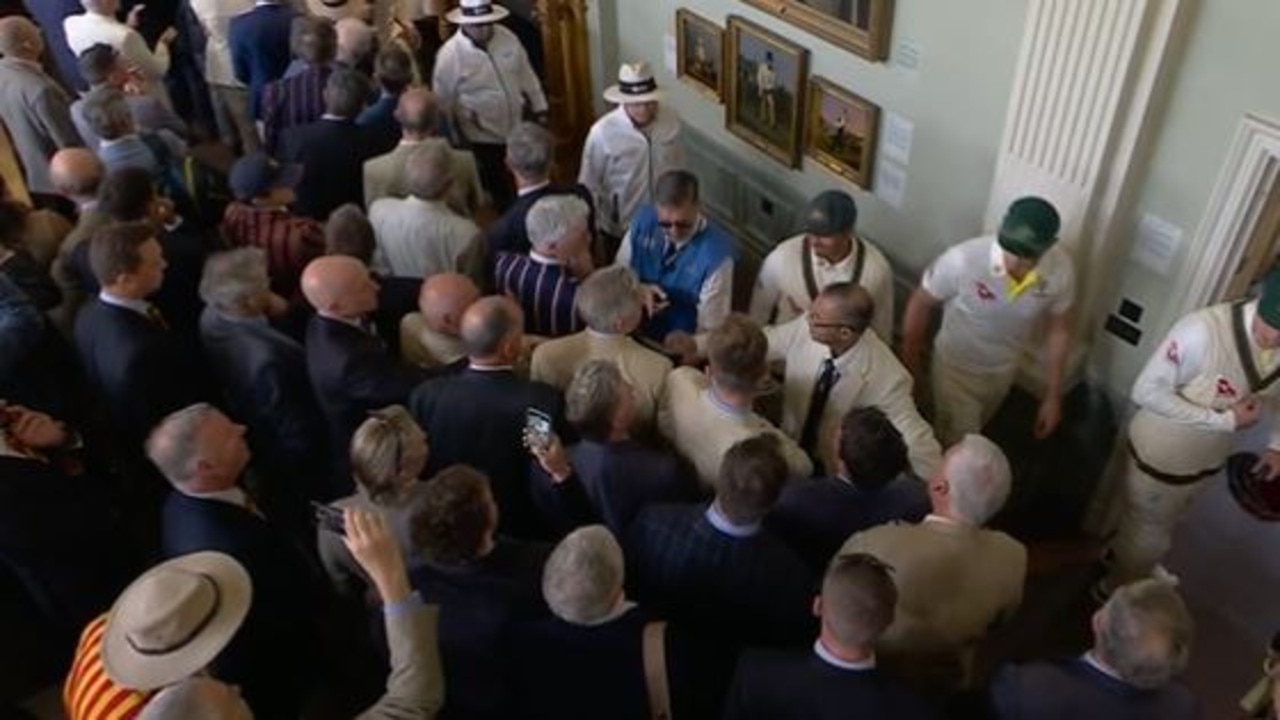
[472, 142, 517, 214]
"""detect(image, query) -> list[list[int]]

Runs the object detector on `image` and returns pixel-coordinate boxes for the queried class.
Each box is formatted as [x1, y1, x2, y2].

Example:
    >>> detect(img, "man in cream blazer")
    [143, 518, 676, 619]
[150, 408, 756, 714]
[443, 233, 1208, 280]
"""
[840, 434, 1026, 692]
[531, 266, 672, 429]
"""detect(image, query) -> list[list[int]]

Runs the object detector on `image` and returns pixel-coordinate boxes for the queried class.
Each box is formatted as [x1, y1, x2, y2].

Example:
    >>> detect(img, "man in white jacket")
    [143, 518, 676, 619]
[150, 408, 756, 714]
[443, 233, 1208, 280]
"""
[64, 0, 177, 108]
[433, 0, 547, 212]
[579, 62, 684, 254]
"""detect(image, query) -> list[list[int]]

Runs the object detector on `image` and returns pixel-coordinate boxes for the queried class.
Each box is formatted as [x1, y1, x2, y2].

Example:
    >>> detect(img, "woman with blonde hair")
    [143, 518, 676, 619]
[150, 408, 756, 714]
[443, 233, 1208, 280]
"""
[317, 404, 431, 595]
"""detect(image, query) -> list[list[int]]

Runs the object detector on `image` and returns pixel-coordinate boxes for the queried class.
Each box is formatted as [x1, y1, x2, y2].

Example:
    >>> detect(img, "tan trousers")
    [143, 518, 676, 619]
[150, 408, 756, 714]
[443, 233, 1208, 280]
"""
[1105, 460, 1206, 587]
[211, 84, 259, 155]
[931, 354, 1015, 447]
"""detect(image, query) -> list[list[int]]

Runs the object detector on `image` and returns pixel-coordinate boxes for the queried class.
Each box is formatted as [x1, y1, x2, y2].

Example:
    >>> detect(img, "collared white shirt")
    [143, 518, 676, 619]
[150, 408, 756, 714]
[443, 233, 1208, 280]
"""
[369, 195, 480, 278]
[183, 486, 250, 509]
[578, 600, 639, 627]
[921, 236, 1075, 374]
[762, 315, 942, 478]
[529, 250, 562, 267]
[579, 105, 684, 237]
[704, 502, 761, 538]
[518, 180, 551, 197]
[98, 290, 151, 317]
[923, 513, 962, 526]
[749, 233, 895, 341]
[64, 11, 172, 104]
[1081, 652, 1125, 682]
[814, 640, 876, 671]
[432, 25, 547, 145]
[614, 220, 734, 333]
[189, 0, 253, 87]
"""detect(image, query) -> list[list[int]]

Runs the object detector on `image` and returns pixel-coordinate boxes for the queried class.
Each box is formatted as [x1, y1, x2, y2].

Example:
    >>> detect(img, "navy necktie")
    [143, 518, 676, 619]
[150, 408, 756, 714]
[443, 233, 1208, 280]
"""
[799, 357, 839, 463]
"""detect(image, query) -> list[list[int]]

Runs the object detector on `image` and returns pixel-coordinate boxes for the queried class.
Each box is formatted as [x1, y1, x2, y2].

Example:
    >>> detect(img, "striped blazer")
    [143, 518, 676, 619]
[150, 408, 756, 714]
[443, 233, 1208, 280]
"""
[494, 252, 583, 339]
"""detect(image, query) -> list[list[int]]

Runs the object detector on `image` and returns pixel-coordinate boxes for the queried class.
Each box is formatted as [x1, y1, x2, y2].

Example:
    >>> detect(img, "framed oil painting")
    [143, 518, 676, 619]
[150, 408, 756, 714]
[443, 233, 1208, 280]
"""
[676, 9, 725, 101]
[742, 0, 893, 61]
[725, 15, 809, 168]
[805, 76, 878, 188]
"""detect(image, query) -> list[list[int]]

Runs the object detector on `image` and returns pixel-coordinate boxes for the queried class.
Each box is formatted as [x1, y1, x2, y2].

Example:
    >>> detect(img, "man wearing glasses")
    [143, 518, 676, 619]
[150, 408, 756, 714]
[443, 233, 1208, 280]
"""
[614, 169, 735, 342]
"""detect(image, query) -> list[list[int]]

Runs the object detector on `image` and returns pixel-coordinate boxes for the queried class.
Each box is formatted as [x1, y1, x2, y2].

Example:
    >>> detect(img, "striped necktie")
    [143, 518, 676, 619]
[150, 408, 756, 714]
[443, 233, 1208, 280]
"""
[145, 304, 169, 331]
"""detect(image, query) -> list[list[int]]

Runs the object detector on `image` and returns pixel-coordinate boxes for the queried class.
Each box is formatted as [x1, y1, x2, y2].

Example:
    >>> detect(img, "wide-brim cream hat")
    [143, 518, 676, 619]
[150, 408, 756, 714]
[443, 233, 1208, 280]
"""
[447, 0, 511, 24]
[102, 552, 252, 691]
[604, 62, 663, 104]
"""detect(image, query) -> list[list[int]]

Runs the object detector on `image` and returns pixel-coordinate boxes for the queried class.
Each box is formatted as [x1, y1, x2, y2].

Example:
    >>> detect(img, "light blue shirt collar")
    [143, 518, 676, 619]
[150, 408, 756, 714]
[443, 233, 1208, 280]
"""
[704, 502, 760, 538]
[702, 386, 749, 418]
[98, 290, 150, 317]
[814, 640, 876, 671]
[1082, 652, 1125, 682]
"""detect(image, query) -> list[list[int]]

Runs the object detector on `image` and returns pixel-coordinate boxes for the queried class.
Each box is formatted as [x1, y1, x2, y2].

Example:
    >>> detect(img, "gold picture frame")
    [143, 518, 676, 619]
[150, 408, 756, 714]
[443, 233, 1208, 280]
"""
[741, 0, 894, 62]
[725, 15, 810, 168]
[805, 76, 879, 189]
[676, 9, 725, 101]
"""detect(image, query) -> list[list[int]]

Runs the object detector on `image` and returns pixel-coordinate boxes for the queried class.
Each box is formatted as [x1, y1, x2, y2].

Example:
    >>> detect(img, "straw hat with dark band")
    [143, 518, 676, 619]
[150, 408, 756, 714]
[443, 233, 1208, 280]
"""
[604, 62, 663, 104]
[103, 552, 252, 691]
[447, 0, 511, 24]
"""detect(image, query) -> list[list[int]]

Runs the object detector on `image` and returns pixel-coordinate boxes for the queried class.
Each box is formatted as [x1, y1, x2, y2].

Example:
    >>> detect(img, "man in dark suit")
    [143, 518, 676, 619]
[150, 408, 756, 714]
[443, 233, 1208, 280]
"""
[484, 121, 595, 259]
[408, 465, 550, 720]
[73, 221, 203, 501]
[528, 359, 693, 537]
[410, 295, 569, 539]
[21, 0, 85, 92]
[768, 406, 929, 572]
[357, 46, 413, 156]
[228, 0, 296, 123]
[990, 579, 1200, 720]
[151, 403, 321, 720]
[302, 254, 429, 497]
[625, 434, 817, 648]
[0, 402, 134, 650]
[723, 553, 940, 720]
[261, 15, 335, 155]
[323, 204, 422, 353]
[281, 68, 381, 221]
[199, 247, 328, 531]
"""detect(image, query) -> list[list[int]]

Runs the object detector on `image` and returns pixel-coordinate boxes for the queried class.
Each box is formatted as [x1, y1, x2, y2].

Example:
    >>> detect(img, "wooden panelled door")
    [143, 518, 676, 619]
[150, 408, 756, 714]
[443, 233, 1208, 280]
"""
[1223, 177, 1280, 300]
[534, 0, 595, 181]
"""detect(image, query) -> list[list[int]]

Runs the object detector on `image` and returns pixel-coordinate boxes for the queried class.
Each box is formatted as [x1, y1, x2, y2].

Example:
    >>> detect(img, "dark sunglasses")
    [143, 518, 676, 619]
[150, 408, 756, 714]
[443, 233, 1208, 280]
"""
[658, 220, 695, 230]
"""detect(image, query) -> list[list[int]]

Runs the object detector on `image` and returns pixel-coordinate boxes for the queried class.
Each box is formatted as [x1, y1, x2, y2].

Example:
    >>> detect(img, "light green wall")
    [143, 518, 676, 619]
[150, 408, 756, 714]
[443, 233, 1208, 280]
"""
[601, 0, 1028, 271]
[1090, 0, 1280, 395]
[597, 0, 1280, 397]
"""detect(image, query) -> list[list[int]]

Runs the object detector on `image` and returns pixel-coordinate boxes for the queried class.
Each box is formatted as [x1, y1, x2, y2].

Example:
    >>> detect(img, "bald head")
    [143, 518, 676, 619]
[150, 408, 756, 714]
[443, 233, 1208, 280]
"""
[301, 255, 379, 319]
[460, 296, 522, 364]
[816, 282, 875, 332]
[0, 17, 42, 60]
[420, 273, 480, 335]
[49, 148, 105, 202]
[396, 88, 440, 138]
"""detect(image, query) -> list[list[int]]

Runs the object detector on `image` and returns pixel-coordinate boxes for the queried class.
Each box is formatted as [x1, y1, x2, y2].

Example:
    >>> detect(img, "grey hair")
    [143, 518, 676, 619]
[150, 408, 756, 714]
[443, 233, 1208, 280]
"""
[574, 266, 643, 332]
[405, 143, 453, 200]
[542, 525, 625, 625]
[146, 403, 220, 486]
[461, 299, 518, 357]
[1099, 579, 1194, 689]
[526, 195, 590, 254]
[323, 67, 371, 119]
[138, 676, 251, 720]
[942, 434, 1012, 525]
[199, 248, 270, 314]
[335, 17, 375, 66]
[505, 122, 552, 179]
[80, 88, 134, 140]
[565, 360, 627, 442]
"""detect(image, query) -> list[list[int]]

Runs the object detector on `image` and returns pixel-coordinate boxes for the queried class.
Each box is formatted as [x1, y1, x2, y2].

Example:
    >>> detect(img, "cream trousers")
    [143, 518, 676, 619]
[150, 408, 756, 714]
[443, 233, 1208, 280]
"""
[1105, 460, 1206, 587]
[930, 355, 1015, 447]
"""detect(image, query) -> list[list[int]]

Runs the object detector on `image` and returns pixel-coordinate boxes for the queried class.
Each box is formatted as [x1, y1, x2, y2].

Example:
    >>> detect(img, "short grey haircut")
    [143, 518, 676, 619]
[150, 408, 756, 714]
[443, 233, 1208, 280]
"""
[405, 143, 453, 200]
[565, 360, 627, 442]
[1098, 579, 1194, 689]
[335, 17, 375, 66]
[574, 266, 643, 332]
[324, 67, 371, 119]
[526, 195, 590, 254]
[505, 122, 552, 179]
[146, 403, 220, 487]
[942, 434, 1012, 525]
[80, 88, 134, 140]
[199, 248, 271, 314]
[542, 525, 625, 625]
[138, 676, 251, 720]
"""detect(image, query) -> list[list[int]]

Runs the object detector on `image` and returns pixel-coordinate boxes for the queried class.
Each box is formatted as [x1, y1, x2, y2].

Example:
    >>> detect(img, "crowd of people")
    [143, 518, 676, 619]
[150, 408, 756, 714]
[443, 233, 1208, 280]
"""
[0, 0, 1227, 719]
